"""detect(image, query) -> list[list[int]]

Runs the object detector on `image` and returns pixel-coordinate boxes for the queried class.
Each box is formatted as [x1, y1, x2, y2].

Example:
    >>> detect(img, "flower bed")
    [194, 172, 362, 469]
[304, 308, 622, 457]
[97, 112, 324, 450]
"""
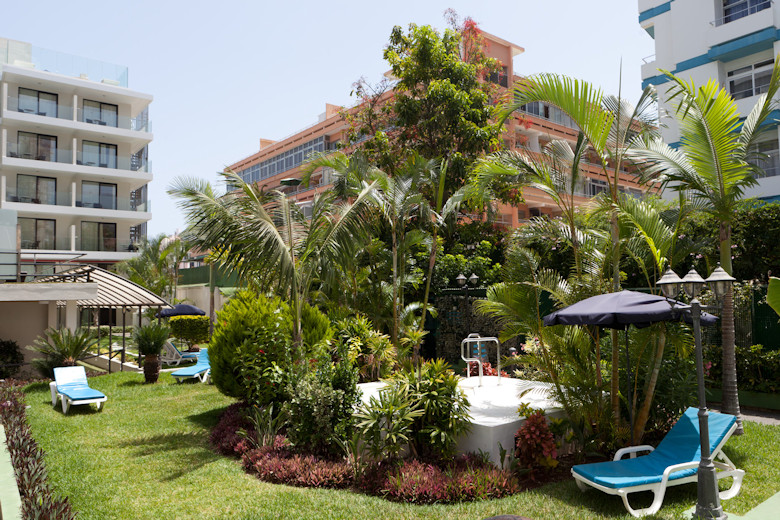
[0, 382, 75, 520]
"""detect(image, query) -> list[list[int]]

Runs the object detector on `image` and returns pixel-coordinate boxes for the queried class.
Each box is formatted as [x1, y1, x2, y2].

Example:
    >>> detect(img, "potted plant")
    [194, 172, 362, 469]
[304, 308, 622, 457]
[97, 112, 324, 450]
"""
[134, 322, 171, 384]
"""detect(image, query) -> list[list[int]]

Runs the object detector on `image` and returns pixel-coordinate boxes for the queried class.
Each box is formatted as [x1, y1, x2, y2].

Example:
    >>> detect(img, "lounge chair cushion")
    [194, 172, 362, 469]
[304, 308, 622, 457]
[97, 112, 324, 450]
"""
[56, 383, 106, 401]
[572, 408, 736, 489]
[171, 348, 210, 379]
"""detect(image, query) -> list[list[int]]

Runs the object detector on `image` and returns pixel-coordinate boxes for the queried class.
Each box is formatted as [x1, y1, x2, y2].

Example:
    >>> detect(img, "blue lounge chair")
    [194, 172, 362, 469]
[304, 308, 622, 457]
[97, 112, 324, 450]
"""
[171, 348, 210, 383]
[50, 366, 107, 414]
[572, 407, 744, 517]
[160, 340, 198, 366]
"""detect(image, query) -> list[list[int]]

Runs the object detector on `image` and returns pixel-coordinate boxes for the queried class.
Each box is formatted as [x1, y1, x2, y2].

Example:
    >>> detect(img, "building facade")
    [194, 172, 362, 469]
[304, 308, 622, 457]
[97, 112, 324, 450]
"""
[227, 31, 647, 227]
[0, 38, 152, 270]
[639, 0, 780, 201]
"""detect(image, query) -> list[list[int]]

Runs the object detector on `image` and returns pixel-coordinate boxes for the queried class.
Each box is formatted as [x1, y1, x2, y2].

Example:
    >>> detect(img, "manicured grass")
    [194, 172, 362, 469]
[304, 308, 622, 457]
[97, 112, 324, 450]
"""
[23, 372, 780, 519]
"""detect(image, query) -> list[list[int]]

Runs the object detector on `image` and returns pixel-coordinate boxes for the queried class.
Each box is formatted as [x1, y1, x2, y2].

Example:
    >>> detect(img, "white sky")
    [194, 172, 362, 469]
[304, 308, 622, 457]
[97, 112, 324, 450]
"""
[3, 0, 655, 236]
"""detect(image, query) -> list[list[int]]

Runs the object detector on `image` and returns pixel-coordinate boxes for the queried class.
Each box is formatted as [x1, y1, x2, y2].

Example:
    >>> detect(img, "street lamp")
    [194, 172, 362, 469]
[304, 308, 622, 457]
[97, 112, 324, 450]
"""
[657, 265, 735, 520]
[457, 273, 479, 335]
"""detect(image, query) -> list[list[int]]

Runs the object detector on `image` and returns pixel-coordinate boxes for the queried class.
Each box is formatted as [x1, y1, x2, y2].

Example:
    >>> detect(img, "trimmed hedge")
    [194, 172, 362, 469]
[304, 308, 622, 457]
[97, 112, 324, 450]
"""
[169, 315, 210, 348]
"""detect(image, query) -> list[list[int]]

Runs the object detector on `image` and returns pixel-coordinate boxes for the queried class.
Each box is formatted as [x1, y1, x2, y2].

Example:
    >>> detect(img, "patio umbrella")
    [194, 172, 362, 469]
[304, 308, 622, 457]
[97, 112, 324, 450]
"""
[156, 303, 206, 318]
[542, 290, 717, 329]
[542, 290, 718, 437]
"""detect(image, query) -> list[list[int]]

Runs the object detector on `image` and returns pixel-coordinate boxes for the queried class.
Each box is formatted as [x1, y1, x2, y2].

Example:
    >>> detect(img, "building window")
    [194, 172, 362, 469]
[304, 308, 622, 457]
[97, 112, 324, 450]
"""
[487, 66, 509, 88]
[17, 132, 57, 161]
[81, 221, 116, 252]
[83, 100, 118, 127]
[518, 102, 578, 130]
[722, 0, 771, 25]
[82, 141, 117, 168]
[18, 88, 58, 117]
[16, 174, 56, 205]
[81, 181, 117, 209]
[751, 139, 780, 178]
[19, 218, 55, 249]
[235, 136, 326, 188]
[586, 178, 608, 197]
[728, 59, 773, 100]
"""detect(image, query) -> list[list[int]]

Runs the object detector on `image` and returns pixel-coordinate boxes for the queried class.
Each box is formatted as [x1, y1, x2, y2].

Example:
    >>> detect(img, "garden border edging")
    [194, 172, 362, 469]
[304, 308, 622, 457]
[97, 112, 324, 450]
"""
[0, 423, 23, 520]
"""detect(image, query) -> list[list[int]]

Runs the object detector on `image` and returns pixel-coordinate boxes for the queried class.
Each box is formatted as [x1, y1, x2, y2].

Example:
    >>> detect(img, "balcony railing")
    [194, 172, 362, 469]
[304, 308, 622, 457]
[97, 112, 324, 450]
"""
[712, 0, 772, 26]
[4, 97, 152, 132]
[19, 236, 140, 252]
[5, 187, 72, 207]
[75, 151, 151, 173]
[5, 142, 73, 164]
[4, 190, 150, 212]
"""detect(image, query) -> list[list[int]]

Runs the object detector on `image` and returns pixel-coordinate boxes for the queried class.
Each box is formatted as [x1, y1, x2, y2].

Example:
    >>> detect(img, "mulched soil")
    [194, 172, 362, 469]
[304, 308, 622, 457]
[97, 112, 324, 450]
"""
[517, 454, 608, 490]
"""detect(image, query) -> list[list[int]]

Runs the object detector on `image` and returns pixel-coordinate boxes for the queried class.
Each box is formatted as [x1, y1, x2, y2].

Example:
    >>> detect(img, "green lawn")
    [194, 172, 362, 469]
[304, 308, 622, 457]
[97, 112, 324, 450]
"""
[23, 372, 780, 520]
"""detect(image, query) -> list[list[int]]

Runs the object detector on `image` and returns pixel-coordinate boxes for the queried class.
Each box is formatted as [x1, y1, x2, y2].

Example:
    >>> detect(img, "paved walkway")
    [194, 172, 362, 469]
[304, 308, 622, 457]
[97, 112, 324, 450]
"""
[711, 407, 780, 426]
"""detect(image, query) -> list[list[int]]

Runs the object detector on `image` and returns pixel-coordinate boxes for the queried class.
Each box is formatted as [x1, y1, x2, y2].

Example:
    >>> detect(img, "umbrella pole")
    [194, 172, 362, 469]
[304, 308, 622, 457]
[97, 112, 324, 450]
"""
[624, 327, 634, 444]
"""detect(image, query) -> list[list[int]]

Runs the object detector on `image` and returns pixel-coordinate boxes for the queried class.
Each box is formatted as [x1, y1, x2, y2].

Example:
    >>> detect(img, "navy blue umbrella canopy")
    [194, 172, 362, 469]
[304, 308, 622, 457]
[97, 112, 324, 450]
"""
[157, 304, 206, 318]
[543, 290, 718, 329]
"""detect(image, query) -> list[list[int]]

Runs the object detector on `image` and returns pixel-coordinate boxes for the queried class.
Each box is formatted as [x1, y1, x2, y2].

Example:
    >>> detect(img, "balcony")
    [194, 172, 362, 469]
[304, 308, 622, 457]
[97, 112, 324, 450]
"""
[712, 0, 772, 27]
[5, 97, 152, 133]
[4, 142, 72, 164]
[76, 151, 150, 173]
[3, 143, 151, 174]
[19, 235, 140, 253]
[4, 189, 151, 213]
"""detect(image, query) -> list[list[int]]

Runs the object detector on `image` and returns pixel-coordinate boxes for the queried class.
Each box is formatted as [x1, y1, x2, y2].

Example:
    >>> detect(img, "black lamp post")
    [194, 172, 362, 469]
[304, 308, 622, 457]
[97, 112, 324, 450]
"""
[457, 273, 479, 335]
[657, 264, 735, 520]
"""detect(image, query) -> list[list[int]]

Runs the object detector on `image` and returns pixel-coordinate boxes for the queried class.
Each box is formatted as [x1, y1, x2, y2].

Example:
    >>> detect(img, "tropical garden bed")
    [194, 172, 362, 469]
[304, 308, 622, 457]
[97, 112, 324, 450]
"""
[10, 372, 779, 520]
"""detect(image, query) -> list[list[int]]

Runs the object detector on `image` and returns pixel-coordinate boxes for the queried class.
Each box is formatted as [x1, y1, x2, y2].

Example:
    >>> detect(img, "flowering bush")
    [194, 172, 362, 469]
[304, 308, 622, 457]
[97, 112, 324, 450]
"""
[464, 361, 509, 378]
[0, 385, 76, 519]
[514, 411, 558, 475]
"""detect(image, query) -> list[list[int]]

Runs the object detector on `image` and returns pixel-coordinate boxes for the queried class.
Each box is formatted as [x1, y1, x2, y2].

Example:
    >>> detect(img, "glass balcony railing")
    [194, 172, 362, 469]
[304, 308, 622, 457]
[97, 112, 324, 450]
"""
[75, 151, 150, 173]
[6, 96, 74, 120]
[5, 187, 72, 207]
[20, 236, 140, 252]
[76, 198, 150, 212]
[5, 142, 73, 164]
[75, 107, 152, 132]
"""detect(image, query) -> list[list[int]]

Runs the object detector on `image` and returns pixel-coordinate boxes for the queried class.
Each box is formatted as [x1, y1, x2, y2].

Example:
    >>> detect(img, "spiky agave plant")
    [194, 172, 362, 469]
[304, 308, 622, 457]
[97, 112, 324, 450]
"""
[29, 328, 98, 378]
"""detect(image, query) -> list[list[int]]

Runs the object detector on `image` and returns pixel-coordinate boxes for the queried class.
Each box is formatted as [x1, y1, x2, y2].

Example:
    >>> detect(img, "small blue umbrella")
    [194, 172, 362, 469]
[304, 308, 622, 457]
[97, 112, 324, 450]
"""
[157, 304, 206, 318]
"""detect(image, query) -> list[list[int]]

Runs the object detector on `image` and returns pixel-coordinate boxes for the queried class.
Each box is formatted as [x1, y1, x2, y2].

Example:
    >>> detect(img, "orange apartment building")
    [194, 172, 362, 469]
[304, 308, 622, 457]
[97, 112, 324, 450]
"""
[225, 31, 647, 227]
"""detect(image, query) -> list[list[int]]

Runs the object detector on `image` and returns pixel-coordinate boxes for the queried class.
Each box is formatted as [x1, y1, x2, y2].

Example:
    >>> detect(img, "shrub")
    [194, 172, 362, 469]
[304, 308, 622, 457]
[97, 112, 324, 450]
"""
[242, 450, 352, 488]
[705, 343, 780, 393]
[356, 382, 422, 461]
[169, 315, 210, 349]
[464, 361, 509, 378]
[134, 322, 171, 356]
[300, 302, 333, 353]
[0, 385, 76, 519]
[396, 359, 472, 460]
[28, 328, 97, 378]
[209, 402, 252, 457]
[209, 291, 293, 401]
[514, 411, 558, 475]
[333, 315, 396, 382]
[285, 354, 359, 457]
[0, 338, 23, 379]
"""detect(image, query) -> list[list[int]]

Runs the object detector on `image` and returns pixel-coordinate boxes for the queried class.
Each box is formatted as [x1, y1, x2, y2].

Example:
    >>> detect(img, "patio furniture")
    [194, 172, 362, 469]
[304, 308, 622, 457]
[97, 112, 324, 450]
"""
[161, 340, 198, 367]
[571, 407, 744, 517]
[171, 348, 210, 383]
[50, 366, 107, 414]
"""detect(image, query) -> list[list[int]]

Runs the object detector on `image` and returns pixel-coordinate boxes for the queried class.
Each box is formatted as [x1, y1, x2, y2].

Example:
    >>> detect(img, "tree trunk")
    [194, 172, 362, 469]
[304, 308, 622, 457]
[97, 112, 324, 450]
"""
[610, 213, 622, 429]
[391, 232, 399, 347]
[719, 222, 743, 434]
[633, 325, 665, 443]
[143, 354, 160, 384]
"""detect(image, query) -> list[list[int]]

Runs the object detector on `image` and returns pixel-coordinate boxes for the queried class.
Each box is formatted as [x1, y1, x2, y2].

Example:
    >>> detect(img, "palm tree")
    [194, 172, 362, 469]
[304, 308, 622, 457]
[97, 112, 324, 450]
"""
[628, 61, 780, 434]
[114, 234, 185, 301]
[168, 171, 376, 346]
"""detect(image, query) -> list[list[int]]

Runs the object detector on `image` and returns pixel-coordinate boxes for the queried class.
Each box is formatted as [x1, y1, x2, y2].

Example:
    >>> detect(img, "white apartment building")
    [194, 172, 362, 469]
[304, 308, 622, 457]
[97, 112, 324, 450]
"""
[639, 0, 780, 202]
[0, 38, 152, 269]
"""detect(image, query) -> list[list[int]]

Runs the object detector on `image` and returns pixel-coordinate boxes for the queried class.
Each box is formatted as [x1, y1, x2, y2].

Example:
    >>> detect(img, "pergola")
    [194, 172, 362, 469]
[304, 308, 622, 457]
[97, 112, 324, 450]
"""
[35, 265, 172, 372]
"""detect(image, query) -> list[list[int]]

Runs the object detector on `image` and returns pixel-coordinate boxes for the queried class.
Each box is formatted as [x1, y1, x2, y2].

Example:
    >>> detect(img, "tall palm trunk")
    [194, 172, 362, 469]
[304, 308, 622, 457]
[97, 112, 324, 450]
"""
[391, 232, 399, 347]
[719, 222, 742, 434]
[632, 325, 665, 443]
[610, 214, 622, 427]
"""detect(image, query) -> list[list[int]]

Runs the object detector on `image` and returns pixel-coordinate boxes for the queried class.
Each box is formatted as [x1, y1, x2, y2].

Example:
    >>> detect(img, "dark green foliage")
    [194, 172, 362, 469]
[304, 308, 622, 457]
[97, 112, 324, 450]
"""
[28, 328, 97, 378]
[285, 353, 360, 457]
[134, 322, 171, 356]
[210, 290, 293, 401]
[705, 343, 780, 393]
[0, 338, 23, 379]
[0, 385, 76, 519]
[169, 315, 210, 349]
[332, 315, 396, 382]
[300, 302, 333, 354]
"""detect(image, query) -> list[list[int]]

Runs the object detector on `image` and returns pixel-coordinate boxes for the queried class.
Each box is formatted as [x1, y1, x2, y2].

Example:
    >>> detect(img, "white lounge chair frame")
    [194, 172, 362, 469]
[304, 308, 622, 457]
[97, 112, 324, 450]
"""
[572, 420, 744, 517]
[160, 341, 198, 366]
[49, 368, 107, 414]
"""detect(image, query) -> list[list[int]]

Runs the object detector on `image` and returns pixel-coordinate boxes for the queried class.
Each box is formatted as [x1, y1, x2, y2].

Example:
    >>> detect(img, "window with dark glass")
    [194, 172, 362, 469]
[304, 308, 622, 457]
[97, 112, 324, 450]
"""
[82, 141, 117, 168]
[19, 218, 55, 249]
[81, 181, 117, 209]
[17, 132, 56, 161]
[83, 100, 118, 127]
[723, 0, 771, 24]
[728, 59, 773, 100]
[18, 88, 58, 117]
[17, 175, 56, 205]
[81, 221, 116, 251]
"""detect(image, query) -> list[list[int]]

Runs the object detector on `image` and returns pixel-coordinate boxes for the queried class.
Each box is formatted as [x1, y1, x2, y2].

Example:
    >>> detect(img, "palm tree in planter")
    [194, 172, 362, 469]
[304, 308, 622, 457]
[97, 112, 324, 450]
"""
[135, 323, 171, 384]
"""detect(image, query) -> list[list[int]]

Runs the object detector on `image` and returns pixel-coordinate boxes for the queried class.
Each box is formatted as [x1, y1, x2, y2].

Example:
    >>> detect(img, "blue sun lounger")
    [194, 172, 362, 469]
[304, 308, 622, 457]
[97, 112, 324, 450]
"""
[50, 366, 107, 414]
[572, 407, 744, 517]
[171, 348, 210, 383]
[160, 340, 199, 366]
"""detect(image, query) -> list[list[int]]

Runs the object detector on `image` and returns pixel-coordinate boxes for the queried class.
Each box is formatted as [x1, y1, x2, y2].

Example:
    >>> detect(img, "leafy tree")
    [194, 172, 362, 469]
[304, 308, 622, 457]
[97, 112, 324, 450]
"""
[113, 234, 187, 302]
[344, 20, 501, 191]
[629, 60, 780, 433]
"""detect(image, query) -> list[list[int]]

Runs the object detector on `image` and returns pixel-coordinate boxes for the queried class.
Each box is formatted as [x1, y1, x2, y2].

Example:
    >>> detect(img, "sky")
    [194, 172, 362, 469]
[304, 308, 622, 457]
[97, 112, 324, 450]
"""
[3, 0, 655, 237]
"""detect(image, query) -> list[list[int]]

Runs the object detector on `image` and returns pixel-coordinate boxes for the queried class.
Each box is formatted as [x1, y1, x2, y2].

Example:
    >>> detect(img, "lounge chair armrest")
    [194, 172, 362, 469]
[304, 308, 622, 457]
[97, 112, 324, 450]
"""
[614, 445, 655, 461]
[661, 461, 700, 485]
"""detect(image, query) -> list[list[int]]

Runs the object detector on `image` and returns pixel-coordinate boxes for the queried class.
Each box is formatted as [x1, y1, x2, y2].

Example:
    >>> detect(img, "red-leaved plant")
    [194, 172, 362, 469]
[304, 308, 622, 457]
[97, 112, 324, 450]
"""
[514, 411, 558, 476]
